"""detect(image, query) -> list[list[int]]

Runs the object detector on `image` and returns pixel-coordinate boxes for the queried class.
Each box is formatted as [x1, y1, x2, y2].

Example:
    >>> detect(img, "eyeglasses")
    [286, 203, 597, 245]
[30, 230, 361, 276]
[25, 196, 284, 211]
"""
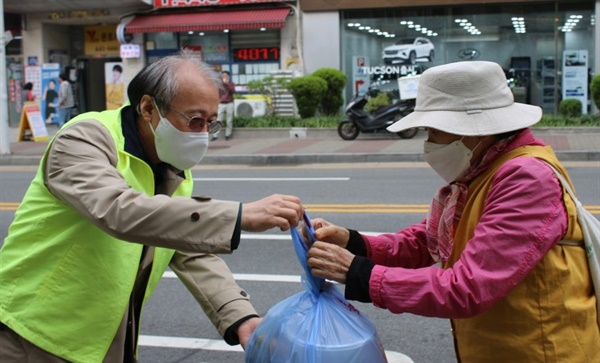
[163, 103, 222, 134]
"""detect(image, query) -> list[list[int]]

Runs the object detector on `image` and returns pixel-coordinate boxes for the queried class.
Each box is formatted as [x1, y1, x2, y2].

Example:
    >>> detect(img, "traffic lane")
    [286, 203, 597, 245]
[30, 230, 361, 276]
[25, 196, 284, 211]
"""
[193, 165, 441, 207]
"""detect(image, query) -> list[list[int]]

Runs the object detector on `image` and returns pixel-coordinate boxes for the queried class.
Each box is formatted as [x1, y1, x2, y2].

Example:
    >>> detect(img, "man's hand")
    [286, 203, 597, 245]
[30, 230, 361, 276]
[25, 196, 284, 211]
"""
[307, 242, 355, 284]
[309, 218, 350, 248]
[241, 194, 303, 232]
[237, 317, 262, 349]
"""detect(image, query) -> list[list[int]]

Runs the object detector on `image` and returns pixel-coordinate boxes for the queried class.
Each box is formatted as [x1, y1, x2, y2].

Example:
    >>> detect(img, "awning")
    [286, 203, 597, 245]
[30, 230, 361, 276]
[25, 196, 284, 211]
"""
[124, 8, 290, 34]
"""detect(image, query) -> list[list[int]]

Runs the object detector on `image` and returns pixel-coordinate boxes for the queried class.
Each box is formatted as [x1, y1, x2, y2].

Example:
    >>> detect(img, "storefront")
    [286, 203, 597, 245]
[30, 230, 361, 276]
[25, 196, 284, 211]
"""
[302, 0, 597, 114]
[122, 1, 300, 91]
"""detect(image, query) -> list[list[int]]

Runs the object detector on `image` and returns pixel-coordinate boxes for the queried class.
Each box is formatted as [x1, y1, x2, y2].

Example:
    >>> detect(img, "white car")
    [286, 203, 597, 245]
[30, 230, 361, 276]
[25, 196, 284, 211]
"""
[382, 37, 435, 65]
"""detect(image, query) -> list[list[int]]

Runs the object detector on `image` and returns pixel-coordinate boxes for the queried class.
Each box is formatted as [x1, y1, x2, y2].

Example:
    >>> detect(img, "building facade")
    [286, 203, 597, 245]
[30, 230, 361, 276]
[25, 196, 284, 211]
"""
[4, 0, 599, 125]
[301, 0, 598, 114]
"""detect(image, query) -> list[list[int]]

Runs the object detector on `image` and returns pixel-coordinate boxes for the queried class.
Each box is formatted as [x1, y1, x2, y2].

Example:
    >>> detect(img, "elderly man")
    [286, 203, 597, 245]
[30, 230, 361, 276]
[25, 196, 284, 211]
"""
[0, 51, 303, 362]
[306, 61, 598, 362]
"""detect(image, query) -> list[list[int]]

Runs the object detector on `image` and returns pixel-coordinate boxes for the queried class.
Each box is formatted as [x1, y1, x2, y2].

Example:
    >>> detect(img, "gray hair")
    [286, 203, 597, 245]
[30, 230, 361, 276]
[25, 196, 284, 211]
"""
[127, 49, 223, 114]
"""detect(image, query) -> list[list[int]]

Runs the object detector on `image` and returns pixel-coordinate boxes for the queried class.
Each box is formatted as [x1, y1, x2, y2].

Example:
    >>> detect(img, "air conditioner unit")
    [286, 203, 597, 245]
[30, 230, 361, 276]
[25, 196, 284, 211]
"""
[234, 99, 267, 117]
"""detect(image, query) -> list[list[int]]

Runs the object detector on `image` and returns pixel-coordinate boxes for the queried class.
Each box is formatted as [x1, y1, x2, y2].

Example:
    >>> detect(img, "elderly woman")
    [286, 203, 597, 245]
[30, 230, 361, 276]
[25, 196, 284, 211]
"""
[306, 61, 598, 362]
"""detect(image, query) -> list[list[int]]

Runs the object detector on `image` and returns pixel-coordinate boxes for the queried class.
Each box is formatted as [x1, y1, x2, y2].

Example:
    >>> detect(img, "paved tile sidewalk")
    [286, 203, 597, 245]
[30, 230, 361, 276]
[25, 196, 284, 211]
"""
[1, 126, 599, 166]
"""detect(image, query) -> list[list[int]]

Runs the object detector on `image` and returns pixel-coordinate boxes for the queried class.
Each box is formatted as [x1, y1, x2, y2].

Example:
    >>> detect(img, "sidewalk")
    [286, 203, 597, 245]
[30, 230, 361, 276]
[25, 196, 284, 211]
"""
[1, 125, 599, 166]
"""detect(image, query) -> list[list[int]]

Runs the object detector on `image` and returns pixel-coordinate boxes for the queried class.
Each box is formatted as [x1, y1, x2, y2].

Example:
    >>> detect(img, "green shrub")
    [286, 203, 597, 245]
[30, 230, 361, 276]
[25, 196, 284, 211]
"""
[558, 99, 583, 117]
[591, 74, 600, 111]
[536, 114, 600, 127]
[365, 92, 390, 113]
[234, 116, 339, 128]
[288, 76, 327, 118]
[312, 68, 348, 116]
[229, 114, 600, 128]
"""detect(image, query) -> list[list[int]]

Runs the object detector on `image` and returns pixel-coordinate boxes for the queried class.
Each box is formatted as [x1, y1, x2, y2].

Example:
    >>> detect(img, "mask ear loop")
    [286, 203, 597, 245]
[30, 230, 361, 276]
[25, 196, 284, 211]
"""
[147, 98, 165, 136]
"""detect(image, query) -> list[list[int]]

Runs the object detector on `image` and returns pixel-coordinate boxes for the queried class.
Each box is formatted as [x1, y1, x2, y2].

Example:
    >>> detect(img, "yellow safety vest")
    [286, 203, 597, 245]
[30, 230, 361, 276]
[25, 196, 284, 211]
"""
[0, 108, 193, 362]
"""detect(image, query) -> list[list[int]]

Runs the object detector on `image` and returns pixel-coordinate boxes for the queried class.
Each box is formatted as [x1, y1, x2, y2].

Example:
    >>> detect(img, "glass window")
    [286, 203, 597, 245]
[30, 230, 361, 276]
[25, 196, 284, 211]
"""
[179, 31, 229, 64]
[341, 1, 595, 114]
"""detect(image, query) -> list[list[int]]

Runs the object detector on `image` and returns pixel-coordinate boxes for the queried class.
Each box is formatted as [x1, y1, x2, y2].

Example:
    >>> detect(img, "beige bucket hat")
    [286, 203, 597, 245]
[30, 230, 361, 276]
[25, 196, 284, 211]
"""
[387, 61, 542, 136]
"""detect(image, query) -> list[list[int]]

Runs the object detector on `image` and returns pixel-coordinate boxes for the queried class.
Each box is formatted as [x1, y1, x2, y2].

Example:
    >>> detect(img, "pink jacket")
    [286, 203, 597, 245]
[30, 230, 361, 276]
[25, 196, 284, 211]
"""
[362, 135, 568, 318]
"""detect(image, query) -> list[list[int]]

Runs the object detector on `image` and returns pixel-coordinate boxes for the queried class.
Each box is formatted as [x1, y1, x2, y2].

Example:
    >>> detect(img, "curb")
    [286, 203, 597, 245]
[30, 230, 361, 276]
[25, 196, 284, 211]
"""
[1, 152, 599, 167]
[2, 127, 599, 166]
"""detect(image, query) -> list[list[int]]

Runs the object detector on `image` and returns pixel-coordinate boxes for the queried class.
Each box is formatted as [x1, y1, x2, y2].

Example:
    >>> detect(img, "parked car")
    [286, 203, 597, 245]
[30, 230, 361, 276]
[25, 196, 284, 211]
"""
[382, 37, 435, 65]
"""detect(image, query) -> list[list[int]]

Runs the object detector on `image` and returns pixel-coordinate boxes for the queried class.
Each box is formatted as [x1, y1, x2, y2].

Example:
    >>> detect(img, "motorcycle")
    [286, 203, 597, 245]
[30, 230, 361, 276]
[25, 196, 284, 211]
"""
[337, 93, 418, 141]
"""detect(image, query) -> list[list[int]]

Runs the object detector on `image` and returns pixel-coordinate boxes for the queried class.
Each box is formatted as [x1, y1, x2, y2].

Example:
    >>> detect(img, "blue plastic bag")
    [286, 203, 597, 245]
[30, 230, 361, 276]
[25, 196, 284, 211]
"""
[245, 213, 387, 363]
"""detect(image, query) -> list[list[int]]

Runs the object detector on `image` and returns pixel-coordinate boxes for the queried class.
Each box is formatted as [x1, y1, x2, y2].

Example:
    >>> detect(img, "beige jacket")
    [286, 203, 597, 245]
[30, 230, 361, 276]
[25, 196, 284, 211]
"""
[44, 119, 257, 361]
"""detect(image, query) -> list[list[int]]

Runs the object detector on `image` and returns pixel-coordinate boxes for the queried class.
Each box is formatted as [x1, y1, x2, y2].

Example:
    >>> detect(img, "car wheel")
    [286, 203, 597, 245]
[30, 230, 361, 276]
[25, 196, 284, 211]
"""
[409, 51, 416, 65]
[428, 50, 435, 62]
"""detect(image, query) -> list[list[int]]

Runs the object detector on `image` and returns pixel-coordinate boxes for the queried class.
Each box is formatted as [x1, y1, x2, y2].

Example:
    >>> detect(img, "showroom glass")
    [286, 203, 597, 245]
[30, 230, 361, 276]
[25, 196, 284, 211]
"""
[340, 2, 594, 115]
[165, 104, 221, 135]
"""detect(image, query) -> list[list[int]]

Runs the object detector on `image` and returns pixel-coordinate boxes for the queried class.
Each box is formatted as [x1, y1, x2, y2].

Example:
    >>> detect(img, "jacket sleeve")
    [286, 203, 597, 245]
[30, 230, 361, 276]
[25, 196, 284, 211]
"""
[170, 251, 258, 342]
[361, 219, 434, 269]
[367, 157, 568, 318]
[44, 119, 239, 254]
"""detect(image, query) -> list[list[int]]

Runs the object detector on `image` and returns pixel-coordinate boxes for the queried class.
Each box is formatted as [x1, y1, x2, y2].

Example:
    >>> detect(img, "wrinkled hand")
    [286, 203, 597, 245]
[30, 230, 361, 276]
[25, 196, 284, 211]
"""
[241, 194, 303, 232]
[237, 317, 262, 349]
[307, 218, 350, 248]
[307, 241, 355, 284]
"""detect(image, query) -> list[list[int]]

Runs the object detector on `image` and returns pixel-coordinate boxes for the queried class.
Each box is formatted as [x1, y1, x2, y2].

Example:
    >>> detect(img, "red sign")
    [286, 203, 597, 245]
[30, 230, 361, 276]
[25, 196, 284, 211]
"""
[232, 47, 279, 62]
[154, 0, 290, 7]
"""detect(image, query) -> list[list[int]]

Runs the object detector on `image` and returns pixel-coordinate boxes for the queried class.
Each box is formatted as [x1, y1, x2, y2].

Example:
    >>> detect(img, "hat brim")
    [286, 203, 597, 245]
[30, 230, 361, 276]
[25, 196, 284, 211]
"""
[387, 102, 542, 136]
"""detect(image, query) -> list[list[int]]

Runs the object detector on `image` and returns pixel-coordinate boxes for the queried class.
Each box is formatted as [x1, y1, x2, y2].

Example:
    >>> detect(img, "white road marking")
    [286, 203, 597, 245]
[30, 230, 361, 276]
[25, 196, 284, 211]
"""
[162, 270, 301, 283]
[154, 231, 414, 363]
[193, 177, 350, 181]
[138, 335, 414, 363]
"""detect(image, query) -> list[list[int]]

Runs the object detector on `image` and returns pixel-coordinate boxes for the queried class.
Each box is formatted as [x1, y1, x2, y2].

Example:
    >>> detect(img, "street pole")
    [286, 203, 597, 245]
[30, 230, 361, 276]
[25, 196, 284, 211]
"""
[0, 0, 12, 155]
[283, 2, 304, 76]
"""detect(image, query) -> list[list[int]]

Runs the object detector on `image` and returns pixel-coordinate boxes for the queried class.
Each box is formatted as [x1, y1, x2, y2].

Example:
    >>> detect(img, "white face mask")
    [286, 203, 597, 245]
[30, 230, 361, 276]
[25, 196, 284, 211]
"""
[151, 103, 209, 170]
[423, 138, 478, 183]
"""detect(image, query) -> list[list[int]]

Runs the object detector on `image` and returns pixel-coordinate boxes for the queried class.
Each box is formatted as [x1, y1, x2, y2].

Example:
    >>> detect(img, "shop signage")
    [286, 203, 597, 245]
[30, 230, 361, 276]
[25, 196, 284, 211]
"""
[48, 9, 109, 20]
[232, 47, 280, 62]
[154, 0, 291, 7]
[84, 26, 120, 56]
[352, 56, 370, 96]
[120, 44, 141, 58]
[562, 50, 588, 115]
[357, 65, 418, 76]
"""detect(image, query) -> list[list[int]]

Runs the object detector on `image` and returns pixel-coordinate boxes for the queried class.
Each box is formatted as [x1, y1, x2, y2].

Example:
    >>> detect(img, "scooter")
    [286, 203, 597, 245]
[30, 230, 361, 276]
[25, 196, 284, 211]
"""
[337, 93, 418, 140]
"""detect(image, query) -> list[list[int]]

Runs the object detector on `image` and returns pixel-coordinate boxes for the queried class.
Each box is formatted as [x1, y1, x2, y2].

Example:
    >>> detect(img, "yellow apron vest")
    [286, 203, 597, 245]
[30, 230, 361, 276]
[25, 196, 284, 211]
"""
[445, 145, 598, 362]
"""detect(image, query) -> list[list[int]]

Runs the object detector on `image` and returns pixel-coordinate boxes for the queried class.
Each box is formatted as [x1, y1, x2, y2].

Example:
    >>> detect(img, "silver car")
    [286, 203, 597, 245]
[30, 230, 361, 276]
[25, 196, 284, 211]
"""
[382, 37, 435, 65]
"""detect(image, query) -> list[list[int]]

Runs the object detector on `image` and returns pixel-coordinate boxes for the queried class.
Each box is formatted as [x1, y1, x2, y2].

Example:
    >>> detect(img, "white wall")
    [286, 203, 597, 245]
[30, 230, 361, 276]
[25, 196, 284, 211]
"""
[302, 12, 340, 74]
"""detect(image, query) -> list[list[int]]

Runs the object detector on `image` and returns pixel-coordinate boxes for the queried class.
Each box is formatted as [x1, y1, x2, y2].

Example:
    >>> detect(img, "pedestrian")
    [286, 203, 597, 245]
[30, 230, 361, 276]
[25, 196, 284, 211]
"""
[305, 61, 599, 362]
[21, 82, 35, 102]
[0, 51, 303, 363]
[213, 70, 235, 141]
[57, 72, 75, 127]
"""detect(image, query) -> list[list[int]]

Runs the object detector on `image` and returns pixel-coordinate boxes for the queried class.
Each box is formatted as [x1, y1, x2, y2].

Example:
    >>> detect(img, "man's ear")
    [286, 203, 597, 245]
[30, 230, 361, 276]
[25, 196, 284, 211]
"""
[139, 95, 155, 123]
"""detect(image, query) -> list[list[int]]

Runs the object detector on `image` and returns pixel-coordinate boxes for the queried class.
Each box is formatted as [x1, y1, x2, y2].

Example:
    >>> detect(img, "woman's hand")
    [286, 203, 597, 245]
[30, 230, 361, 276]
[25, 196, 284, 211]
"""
[307, 242, 355, 284]
[308, 218, 350, 248]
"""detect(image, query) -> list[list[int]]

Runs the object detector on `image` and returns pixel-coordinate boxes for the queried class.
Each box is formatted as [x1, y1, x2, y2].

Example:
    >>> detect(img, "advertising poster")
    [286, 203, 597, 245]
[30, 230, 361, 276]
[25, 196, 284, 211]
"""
[41, 63, 60, 124]
[25, 65, 42, 100]
[105, 62, 126, 110]
[352, 56, 370, 96]
[562, 50, 588, 114]
[6, 58, 23, 126]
